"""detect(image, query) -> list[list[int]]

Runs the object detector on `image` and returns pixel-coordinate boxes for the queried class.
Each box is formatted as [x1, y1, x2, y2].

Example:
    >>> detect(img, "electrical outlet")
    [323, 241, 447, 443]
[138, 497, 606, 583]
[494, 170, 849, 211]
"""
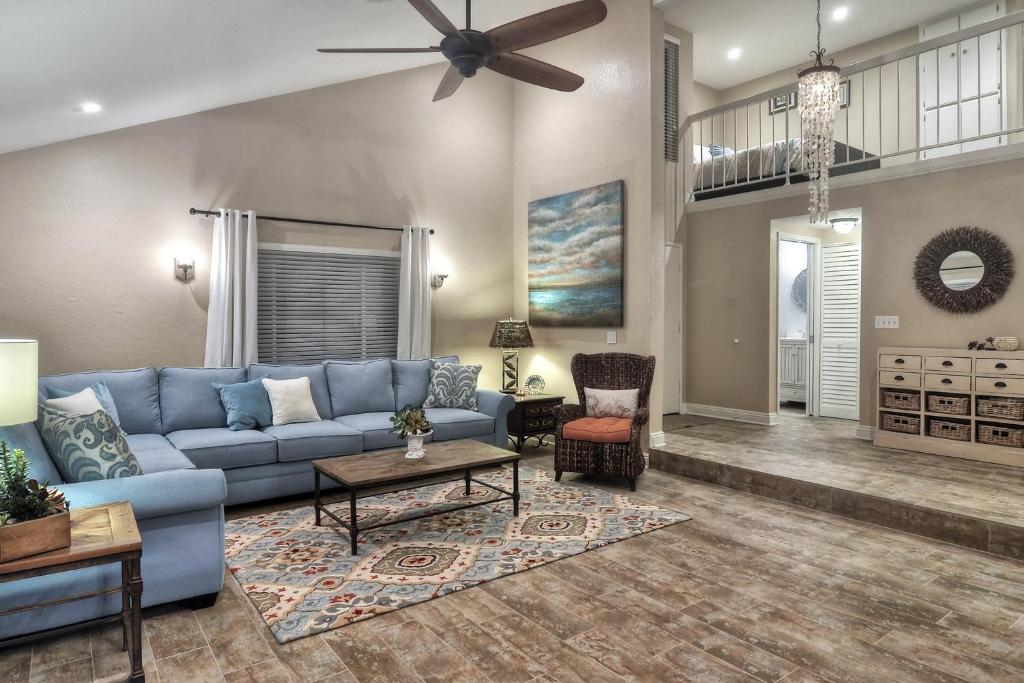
[874, 315, 899, 329]
[607, 330, 617, 344]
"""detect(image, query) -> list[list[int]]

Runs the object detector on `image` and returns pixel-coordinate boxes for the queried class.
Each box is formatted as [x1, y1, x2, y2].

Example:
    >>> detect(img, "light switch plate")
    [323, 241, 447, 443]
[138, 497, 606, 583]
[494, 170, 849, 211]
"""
[874, 315, 899, 329]
[607, 330, 617, 344]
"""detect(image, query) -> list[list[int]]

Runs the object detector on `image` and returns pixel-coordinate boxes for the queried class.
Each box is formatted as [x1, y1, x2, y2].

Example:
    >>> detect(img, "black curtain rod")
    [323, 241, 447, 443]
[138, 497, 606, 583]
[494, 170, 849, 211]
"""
[188, 208, 434, 235]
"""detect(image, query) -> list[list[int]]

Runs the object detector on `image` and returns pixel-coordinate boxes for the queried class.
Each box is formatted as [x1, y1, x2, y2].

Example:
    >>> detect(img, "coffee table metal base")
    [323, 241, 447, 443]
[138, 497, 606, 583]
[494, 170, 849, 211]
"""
[314, 460, 520, 555]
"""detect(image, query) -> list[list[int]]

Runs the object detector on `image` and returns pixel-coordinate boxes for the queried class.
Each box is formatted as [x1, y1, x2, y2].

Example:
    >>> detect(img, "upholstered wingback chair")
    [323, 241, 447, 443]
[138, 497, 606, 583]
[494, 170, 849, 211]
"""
[554, 353, 656, 491]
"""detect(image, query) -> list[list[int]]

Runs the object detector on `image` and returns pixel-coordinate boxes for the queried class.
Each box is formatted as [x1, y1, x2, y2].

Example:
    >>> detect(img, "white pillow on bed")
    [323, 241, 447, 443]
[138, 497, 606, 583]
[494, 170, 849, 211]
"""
[692, 144, 735, 163]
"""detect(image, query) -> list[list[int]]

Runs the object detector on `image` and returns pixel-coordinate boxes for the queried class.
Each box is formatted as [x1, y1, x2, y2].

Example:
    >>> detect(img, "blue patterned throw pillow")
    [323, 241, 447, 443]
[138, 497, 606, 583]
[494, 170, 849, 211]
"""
[37, 406, 142, 482]
[423, 360, 481, 411]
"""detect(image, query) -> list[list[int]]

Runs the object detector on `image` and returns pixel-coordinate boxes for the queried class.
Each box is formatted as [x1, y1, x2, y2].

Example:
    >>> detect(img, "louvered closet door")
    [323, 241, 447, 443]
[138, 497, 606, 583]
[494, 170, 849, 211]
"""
[819, 242, 861, 420]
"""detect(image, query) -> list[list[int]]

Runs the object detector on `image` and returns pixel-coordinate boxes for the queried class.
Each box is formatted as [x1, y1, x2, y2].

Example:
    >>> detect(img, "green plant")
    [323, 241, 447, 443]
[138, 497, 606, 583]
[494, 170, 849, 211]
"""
[0, 441, 66, 526]
[389, 405, 432, 439]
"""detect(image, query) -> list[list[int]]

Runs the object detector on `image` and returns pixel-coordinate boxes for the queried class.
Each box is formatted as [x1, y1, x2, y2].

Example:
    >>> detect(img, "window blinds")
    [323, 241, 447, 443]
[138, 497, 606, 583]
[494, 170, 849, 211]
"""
[257, 247, 401, 364]
[664, 38, 680, 163]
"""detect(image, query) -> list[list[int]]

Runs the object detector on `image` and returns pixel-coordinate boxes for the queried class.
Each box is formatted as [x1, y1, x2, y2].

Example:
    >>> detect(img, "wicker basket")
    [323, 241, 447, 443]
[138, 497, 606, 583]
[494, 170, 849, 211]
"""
[927, 394, 970, 416]
[929, 419, 971, 442]
[882, 390, 920, 411]
[977, 397, 1024, 421]
[881, 412, 920, 435]
[978, 423, 1024, 447]
[993, 336, 1019, 352]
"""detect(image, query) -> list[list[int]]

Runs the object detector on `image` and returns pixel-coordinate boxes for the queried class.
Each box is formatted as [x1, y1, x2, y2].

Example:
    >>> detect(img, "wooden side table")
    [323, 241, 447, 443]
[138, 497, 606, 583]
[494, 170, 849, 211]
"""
[0, 502, 145, 682]
[507, 394, 564, 452]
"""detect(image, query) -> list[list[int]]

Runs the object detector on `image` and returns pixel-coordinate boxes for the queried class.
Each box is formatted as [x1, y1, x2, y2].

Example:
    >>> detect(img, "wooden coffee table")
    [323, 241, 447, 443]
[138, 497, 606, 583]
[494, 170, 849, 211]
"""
[312, 440, 520, 555]
[0, 501, 145, 681]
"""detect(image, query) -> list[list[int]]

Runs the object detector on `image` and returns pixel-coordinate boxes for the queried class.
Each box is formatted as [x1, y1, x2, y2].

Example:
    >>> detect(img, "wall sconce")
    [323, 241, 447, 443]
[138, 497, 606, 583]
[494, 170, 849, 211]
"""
[431, 273, 449, 289]
[174, 257, 195, 282]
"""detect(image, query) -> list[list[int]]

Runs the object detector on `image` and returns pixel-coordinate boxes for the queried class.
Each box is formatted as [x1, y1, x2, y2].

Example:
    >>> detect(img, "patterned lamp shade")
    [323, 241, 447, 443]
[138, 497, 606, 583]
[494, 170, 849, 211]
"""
[489, 320, 534, 349]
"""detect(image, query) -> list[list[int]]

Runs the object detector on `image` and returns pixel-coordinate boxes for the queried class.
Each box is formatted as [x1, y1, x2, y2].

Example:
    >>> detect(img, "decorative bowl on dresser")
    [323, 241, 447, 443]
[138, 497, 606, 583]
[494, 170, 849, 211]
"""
[507, 394, 564, 452]
[875, 346, 1024, 467]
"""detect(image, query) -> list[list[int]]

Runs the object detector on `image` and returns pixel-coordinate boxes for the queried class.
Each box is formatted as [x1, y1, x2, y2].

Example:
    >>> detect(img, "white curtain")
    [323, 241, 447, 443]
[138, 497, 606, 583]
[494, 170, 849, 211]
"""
[397, 226, 432, 360]
[204, 209, 259, 367]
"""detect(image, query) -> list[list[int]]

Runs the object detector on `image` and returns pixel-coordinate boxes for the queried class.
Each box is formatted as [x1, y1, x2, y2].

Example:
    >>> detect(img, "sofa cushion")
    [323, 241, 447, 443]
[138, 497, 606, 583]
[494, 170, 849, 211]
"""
[124, 434, 196, 474]
[0, 423, 63, 485]
[334, 412, 425, 450]
[563, 417, 632, 443]
[424, 408, 495, 441]
[37, 406, 142, 482]
[166, 428, 277, 470]
[262, 421, 363, 463]
[391, 359, 431, 409]
[325, 360, 396, 417]
[248, 364, 332, 419]
[38, 368, 161, 435]
[159, 367, 246, 433]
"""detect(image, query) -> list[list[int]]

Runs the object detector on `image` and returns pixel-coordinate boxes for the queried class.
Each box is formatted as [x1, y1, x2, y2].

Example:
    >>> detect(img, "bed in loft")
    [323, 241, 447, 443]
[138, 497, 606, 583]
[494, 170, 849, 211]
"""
[690, 138, 879, 201]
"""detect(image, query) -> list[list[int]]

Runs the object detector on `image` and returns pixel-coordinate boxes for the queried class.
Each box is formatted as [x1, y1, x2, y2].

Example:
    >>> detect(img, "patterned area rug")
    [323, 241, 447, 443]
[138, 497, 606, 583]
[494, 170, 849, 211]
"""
[225, 464, 690, 643]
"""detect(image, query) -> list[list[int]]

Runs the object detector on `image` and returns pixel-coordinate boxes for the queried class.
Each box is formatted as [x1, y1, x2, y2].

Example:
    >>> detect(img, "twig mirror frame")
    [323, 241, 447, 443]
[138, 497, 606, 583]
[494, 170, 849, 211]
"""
[913, 226, 1014, 314]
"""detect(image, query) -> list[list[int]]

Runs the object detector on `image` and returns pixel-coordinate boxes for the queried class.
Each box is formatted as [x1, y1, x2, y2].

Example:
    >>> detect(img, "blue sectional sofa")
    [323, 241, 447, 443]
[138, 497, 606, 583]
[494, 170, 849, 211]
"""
[0, 356, 513, 640]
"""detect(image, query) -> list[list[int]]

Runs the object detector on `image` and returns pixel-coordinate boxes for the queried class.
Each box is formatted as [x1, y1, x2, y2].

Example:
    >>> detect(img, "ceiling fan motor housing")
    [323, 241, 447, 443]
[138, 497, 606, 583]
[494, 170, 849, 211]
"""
[441, 31, 494, 78]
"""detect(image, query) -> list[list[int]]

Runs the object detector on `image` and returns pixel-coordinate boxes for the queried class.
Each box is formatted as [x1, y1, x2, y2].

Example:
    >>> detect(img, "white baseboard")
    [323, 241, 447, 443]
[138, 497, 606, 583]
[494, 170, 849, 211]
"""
[684, 403, 779, 426]
[856, 425, 875, 441]
[649, 431, 667, 448]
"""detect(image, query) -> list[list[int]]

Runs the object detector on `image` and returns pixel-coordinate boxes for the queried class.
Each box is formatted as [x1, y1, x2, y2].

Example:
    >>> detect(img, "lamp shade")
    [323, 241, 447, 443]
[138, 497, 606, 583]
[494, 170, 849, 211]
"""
[489, 319, 534, 349]
[0, 340, 38, 427]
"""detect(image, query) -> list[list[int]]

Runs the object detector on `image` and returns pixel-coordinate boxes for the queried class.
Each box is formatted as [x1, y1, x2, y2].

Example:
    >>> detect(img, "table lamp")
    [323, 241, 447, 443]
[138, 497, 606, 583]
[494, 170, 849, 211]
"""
[489, 319, 534, 395]
[0, 340, 39, 434]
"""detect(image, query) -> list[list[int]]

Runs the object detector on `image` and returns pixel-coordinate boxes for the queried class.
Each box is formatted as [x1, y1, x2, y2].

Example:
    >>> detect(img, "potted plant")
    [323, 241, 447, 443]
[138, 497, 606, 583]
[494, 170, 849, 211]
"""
[0, 442, 70, 562]
[389, 405, 433, 460]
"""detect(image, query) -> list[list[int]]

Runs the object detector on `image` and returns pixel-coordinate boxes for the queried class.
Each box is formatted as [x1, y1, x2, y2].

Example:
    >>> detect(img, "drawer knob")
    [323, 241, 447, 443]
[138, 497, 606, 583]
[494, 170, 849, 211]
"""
[941, 378, 953, 385]
[895, 358, 905, 364]
[894, 375, 905, 381]
[942, 360, 953, 367]
[996, 362, 1008, 369]
[996, 381, 1008, 388]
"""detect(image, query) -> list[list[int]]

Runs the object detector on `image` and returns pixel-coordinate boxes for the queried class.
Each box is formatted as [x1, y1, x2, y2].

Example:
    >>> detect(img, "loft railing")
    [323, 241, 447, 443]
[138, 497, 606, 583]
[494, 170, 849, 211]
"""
[675, 12, 1024, 208]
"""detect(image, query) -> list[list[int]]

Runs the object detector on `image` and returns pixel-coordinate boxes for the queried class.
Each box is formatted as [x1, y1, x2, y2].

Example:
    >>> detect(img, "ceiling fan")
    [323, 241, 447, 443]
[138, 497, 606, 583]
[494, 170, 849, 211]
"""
[318, 0, 608, 101]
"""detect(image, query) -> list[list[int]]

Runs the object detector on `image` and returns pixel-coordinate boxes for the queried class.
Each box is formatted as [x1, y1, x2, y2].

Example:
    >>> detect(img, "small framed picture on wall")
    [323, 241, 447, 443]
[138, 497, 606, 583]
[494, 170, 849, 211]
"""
[768, 91, 796, 115]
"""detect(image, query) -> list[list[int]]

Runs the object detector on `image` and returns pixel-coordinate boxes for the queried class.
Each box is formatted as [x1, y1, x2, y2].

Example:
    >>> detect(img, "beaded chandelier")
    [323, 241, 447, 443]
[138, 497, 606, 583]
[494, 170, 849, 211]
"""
[797, 0, 841, 223]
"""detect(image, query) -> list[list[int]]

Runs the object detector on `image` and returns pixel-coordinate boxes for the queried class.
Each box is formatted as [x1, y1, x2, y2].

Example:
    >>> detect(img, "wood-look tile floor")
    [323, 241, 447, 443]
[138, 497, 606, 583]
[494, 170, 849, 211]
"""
[4, 446, 1024, 682]
[660, 413, 1024, 529]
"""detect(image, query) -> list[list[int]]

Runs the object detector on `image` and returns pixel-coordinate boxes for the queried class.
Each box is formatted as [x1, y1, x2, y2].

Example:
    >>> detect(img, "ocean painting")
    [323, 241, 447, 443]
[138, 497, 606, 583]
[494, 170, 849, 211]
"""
[528, 180, 624, 327]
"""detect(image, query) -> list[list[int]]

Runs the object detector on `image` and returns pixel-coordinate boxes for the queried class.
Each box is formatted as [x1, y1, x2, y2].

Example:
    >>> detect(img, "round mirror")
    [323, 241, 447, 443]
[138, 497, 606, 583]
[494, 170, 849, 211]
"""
[939, 251, 985, 291]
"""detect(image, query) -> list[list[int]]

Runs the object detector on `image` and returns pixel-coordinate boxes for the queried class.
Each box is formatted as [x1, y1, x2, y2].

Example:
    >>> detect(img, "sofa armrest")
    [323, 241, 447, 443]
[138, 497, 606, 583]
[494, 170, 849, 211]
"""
[477, 389, 515, 420]
[58, 469, 227, 521]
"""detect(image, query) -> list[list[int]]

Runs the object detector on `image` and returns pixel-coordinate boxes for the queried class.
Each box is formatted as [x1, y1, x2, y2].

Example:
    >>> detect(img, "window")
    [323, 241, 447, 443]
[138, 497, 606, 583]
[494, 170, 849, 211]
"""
[664, 37, 680, 163]
[257, 244, 400, 363]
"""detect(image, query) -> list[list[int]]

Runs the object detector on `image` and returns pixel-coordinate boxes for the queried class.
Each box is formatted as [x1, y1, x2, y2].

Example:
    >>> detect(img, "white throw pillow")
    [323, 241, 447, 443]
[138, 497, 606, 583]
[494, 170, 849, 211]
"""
[262, 377, 321, 426]
[584, 387, 640, 419]
[45, 387, 105, 416]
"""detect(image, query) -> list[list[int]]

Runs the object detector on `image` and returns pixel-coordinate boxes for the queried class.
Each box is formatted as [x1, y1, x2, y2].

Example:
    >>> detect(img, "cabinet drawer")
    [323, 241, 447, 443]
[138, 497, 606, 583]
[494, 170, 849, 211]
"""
[976, 358, 1024, 375]
[924, 373, 972, 391]
[880, 354, 921, 370]
[524, 416, 556, 431]
[976, 376, 1024, 395]
[879, 370, 920, 387]
[924, 356, 972, 373]
[524, 403, 558, 417]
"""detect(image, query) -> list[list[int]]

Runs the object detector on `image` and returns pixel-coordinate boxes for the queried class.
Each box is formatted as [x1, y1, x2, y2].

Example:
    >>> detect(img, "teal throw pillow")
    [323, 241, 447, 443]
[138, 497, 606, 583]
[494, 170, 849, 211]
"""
[214, 379, 274, 431]
[37, 406, 142, 482]
[47, 381, 122, 428]
[423, 360, 481, 411]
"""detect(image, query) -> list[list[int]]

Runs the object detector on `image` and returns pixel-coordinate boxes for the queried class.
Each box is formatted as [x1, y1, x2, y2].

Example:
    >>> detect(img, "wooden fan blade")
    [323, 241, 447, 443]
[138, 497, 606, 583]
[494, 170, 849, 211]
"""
[487, 53, 584, 92]
[433, 65, 465, 101]
[317, 47, 441, 53]
[486, 0, 607, 53]
[408, 0, 458, 35]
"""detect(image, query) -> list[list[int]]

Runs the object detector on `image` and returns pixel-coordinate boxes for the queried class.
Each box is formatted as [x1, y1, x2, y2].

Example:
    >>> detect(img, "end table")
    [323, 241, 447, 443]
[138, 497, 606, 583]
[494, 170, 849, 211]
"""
[0, 501, 145, 682]
[507, 394, 564, 452]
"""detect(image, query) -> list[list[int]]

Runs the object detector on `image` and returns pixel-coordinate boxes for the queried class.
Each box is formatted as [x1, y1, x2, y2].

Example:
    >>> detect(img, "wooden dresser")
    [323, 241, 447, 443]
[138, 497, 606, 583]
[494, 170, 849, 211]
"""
[875, 346, 1024, 467]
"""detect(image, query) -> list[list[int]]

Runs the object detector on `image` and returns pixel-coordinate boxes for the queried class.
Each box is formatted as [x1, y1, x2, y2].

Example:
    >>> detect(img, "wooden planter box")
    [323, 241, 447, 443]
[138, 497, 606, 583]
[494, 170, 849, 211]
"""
[0, 511, 72, 563]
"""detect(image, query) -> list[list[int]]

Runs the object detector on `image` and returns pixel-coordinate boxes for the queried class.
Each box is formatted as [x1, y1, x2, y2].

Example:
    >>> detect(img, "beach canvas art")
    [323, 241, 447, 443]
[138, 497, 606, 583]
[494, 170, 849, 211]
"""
[528, 180, 624, 327]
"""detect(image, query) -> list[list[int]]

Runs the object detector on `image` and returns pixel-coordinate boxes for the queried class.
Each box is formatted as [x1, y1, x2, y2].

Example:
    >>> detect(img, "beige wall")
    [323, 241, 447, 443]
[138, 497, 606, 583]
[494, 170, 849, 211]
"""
[512, 0, 662, 430]
[686, 157, 1024, 424]
[0, 64, 515, 388]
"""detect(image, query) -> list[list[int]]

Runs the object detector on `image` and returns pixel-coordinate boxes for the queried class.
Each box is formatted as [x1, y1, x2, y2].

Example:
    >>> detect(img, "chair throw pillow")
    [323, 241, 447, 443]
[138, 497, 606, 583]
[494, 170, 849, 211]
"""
[37, 405, 142, 482]
[423, 360, 481, 411]
[584, 387, 640, 419]
[45, 382, 122, 427]
[262, 377, 321, 426]
[214, 379, 274, 431]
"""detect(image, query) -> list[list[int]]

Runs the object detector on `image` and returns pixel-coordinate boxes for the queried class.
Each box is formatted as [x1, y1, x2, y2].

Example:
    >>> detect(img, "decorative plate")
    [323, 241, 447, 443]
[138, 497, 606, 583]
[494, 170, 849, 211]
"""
[524, 375, 546, 395]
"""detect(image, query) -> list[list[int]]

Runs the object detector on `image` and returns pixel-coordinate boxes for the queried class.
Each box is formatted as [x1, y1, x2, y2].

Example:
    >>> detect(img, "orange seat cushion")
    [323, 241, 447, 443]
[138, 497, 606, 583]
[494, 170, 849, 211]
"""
[562, 417, 633, 444]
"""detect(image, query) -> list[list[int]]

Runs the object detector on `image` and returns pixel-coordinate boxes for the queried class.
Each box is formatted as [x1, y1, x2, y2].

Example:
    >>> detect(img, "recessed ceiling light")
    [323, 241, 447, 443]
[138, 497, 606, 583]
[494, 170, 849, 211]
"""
[77, 101, 102, 114]
[726, 47, 742, 61]
[832, 6, 849, 21]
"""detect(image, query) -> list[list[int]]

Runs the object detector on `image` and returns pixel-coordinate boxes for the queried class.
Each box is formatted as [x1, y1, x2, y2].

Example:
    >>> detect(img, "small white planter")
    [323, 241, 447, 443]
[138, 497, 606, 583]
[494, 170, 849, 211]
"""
[405, 431, 431, 459]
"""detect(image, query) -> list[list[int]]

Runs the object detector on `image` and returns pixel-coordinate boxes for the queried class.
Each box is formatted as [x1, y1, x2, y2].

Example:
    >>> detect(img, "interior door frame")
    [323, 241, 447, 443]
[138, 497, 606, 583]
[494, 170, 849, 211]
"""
[662, 241, 684, 415]
[775, 232, 820, 417]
